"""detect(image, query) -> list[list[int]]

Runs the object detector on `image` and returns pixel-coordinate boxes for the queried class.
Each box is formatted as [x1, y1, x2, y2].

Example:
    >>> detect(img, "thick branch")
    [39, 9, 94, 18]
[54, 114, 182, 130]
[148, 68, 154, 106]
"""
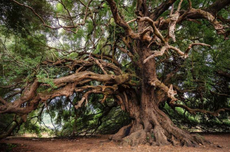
[186, 8, 226, 35]
[0, 97, 7, 105]
[150, 0, 177, 20]
[136, 0, 148, 16]
[158, 7, 229, 37]
[184, 43, 211, 56]
[106, 0, 139, 39]
[75, 85, 117, 109]
[144, 42, 209, 64]
[172, 104, 230, 116]
[206, 0, 230, 16]
[0, 67, 131, 114]
[143, 46, 168, 64]
[137, 17, 166, 43]
[168, 0, 183, 42]
[150, 79, 177, 104]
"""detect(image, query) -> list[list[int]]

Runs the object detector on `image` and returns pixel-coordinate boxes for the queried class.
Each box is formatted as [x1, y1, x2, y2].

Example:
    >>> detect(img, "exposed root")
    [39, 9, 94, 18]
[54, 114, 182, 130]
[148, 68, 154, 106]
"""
[110, 124, 211, 147]
[180, 137, 197, 147]
[153, 126, 170, 146]
[192, 134, 211, 145]
[109, 124, 132, 142]
[170, 135, 180, 146]
[169, 127, 211, 147]
[122, 130, 147, 146]
[110, 102, 211, 147]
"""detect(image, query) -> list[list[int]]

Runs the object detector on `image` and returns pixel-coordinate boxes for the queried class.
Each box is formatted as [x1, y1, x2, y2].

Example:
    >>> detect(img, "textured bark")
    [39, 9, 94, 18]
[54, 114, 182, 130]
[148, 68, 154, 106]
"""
[110, 87, 209, 146]
[106, 0, 229, 145]
[109, 21, 210, 146]
[110, 85, 210, 146]
[206, 0, 230, 16]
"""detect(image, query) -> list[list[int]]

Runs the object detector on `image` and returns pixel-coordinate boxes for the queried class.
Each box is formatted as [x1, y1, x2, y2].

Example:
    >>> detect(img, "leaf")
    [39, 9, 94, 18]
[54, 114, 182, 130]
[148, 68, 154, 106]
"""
[110, 18, 116, 26]
[56, 3, 63, 12]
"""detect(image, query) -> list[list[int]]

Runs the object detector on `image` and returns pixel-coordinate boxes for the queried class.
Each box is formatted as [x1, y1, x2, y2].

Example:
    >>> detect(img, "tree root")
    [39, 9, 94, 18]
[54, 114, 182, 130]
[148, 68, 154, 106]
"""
[109, 124, 132, 142]
[167, 128, 211, 147]
[122, 130, 147, 146]
[153, 126, 170, 146]
[110, 124, 211, 147]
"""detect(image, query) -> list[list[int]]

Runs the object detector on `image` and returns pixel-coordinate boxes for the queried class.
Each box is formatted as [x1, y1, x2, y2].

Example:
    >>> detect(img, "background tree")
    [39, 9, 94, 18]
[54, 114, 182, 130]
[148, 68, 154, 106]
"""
[0, 0, 230, 146]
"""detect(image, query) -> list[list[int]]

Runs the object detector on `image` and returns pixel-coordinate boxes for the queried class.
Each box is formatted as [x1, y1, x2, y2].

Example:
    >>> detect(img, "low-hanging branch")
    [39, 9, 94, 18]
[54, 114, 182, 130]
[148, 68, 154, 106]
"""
[172, 104, 230, 116]
[150, 78, 230, 117]
[106, 0, 140, 39]
[0, 56, 134, 115]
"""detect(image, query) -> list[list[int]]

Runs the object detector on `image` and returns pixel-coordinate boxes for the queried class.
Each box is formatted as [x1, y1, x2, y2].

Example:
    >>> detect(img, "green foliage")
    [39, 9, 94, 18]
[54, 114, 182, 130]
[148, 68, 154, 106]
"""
[0, 114, 14, 135]
[39, 94, 131, 137]
[36, 74, 57, 89]
[56, 3, 63, 12]
[0, 0, 53, 34]
[223, 119, 230, 125]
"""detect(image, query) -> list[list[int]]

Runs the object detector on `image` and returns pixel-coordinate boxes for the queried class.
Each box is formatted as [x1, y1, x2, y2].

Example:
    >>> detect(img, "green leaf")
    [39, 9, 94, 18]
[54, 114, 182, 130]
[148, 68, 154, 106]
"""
[56, 3, 63, 12]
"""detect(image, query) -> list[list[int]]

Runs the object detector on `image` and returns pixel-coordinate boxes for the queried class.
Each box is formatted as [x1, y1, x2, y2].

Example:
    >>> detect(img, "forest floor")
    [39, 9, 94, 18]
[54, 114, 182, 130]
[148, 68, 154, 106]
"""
[0, 133, 230, 152]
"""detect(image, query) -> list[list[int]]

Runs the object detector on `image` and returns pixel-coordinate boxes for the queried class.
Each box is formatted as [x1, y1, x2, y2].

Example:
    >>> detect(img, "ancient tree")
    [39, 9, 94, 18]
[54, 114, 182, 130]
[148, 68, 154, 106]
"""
[0, 0, 230, 146]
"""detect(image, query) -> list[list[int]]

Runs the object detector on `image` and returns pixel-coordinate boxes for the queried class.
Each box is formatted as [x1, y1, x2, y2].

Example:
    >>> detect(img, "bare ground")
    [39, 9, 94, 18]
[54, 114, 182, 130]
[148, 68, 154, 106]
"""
[0, 133, 230, 152]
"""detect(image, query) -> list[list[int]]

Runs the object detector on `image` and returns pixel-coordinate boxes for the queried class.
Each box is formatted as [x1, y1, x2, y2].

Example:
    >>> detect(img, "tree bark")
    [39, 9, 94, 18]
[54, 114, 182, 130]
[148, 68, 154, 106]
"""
[110, 35, 209, 147]
[110, 83, 209, 146]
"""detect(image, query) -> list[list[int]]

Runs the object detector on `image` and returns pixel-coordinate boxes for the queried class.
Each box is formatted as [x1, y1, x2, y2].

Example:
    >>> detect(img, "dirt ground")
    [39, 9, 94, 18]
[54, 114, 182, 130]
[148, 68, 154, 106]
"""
[0, 133, 230, 152]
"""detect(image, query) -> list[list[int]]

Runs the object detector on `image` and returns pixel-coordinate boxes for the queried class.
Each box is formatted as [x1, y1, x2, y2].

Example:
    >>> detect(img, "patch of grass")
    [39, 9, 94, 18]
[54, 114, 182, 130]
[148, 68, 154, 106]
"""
[223, 119, 230, 125]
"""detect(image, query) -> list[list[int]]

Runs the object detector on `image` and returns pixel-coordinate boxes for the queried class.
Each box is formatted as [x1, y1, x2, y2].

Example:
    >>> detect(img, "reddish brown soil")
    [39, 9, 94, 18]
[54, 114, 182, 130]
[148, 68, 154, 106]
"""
[0, 133, 230, 152]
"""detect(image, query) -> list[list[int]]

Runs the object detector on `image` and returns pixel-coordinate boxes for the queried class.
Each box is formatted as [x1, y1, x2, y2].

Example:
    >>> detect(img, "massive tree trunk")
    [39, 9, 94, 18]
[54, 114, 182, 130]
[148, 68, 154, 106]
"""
[106, 0, 230, 146]
[110, 40, 208, 146]
[111, 79, 208, 146]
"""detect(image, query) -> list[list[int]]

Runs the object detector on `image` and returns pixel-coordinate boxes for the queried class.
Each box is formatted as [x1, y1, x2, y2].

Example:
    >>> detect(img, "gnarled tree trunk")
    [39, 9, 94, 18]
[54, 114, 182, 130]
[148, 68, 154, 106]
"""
[111, 83, 208, 146]
[110, 42, 208, 146]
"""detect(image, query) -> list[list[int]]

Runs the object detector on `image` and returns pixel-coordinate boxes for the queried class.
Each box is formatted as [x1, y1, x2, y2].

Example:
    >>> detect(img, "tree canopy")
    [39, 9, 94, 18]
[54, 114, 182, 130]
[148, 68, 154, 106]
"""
[0, 0, 230, 146]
